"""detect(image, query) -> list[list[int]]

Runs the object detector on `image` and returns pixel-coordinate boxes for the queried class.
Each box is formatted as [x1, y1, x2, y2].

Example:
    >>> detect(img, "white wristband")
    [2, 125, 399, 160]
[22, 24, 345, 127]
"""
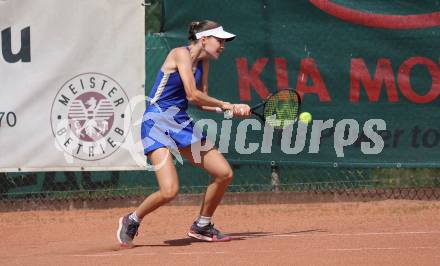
[224, 110, 233, 119]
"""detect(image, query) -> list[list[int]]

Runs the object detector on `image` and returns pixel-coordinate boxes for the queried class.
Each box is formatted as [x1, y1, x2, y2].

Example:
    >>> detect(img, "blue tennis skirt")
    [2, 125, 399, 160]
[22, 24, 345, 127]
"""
[141, 105, 206, 155]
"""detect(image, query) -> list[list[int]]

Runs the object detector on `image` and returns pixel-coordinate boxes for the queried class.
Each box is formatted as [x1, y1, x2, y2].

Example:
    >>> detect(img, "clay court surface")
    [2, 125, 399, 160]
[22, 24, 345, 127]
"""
[1, 200, 439, 265]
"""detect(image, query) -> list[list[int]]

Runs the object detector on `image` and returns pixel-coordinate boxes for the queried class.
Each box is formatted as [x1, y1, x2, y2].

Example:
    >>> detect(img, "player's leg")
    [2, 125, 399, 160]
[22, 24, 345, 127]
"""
[136, 147, 180, 215]
[180, 141, 234, 241]
[117, 147, 179, 246]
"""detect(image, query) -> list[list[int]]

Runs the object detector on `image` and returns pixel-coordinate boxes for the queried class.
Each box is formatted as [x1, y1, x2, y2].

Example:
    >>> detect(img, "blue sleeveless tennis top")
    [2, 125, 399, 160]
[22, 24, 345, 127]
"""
[141, 47, 206, 155]
[147, 57, 203, 110]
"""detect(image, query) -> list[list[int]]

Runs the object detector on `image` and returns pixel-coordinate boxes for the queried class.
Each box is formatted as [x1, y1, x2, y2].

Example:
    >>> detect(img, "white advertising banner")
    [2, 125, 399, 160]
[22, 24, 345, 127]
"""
[0, 0, 146, 172]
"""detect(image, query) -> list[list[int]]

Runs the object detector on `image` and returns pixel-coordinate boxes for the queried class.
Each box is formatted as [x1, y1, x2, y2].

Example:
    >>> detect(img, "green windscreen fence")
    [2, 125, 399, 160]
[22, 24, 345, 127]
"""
[144, 0, 440, 199]
[158, 0, 440, 168]
[1, 0, 440, 202]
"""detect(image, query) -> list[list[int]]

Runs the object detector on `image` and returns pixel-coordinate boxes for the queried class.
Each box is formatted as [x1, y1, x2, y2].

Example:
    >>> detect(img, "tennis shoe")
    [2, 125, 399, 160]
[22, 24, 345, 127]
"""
[117, 213, 140, 246]
[187, 222, 232, 242]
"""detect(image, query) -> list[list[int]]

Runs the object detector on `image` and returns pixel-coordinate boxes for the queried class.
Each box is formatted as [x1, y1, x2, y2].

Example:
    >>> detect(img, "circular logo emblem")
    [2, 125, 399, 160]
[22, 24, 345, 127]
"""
[50, 73, 131, 161]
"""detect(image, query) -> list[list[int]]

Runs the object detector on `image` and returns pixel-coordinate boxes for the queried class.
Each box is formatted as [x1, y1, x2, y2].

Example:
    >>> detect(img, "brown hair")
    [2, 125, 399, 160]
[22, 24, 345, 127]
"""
[188, 20, 221, 42]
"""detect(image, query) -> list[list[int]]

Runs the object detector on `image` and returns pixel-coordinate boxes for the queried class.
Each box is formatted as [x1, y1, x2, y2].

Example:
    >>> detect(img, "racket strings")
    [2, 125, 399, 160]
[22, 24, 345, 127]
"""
[264, 90, 299, 129]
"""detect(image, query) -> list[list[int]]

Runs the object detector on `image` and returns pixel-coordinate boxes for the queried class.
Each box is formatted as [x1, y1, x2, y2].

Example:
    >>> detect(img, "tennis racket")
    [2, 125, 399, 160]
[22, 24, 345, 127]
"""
[224, 89, 301, 129]
[250, 89, 301, 129]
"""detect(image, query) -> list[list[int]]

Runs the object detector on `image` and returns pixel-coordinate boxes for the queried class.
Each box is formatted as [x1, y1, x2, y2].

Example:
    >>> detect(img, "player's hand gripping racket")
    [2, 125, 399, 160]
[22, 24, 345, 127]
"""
[250, 89, 301, 129]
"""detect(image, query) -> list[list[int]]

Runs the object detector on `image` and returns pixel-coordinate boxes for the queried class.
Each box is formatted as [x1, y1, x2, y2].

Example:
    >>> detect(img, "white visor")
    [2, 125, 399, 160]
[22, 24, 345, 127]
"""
[195, 26, 236, 41]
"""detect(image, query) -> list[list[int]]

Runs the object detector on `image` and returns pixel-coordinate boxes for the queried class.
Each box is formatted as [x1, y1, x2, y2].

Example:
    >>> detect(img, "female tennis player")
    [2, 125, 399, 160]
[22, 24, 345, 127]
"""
[117, 20, 251, 246]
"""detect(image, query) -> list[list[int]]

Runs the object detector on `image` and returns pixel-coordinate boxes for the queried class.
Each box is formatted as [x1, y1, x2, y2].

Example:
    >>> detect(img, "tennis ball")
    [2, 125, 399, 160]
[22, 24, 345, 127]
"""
[299, 112, 312, 124]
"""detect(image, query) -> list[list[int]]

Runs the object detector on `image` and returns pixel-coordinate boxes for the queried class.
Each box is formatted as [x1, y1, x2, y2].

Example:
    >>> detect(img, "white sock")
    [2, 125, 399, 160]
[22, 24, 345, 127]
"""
[196, 215, 212, 227]
[129, 212, 142, 223]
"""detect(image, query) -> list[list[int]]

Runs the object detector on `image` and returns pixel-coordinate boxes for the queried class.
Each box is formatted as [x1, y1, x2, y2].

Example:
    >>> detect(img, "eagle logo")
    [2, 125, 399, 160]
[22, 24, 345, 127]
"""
[68, 93, 114, 142]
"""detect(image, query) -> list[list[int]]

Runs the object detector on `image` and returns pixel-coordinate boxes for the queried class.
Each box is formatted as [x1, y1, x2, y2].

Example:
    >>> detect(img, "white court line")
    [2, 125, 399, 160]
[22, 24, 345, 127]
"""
[131, 253, 157, 256]
[71, 253, 124, 257]
[71, 252, 157, 257]
[170, 251, 226, 255]
[268, 231, 440, 238]
[255, 250, 281, 253]
[328, 246, 440, 251]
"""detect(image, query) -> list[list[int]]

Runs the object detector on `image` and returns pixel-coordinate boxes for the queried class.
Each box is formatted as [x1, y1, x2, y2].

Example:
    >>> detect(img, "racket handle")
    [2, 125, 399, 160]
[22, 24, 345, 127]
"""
[224, 109, 233, 119]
